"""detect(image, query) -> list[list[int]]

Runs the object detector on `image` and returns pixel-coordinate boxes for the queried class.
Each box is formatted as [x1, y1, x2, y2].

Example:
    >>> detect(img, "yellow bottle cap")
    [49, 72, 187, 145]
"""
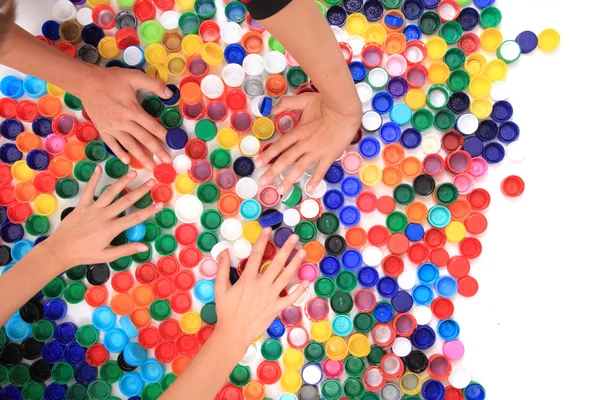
[145, 43, 167, 66]
[11, 160, 34, 182]
[400, 372, 423, 395]
[325, 336, 348, 361]
[469, 75, 492, 97]
[174, 173, 196, 194]
[175, 0, 195, 11]
[485, 58, 508, 82]
[426, 37, 447, 60]
[469, 97, 492, 120]
[359, 164, 382, 187]
[98, 37, 120, 59]
[282, 348, 304, 371]
[346, 13, 368, 36]
[242, 221, 262, 243]
[252, 117, 275, 140]
[480, 28, 503, 51]
[33, 194, 58, 216]
[147, 64, 169, 83]
[180, 311, 202, 334]
[427, 62, 450, 84]
[364, 24, 387, 45]
[445, 220, 467, 242]
[200, 42, 224, 66]
[348, 333, 370, 357]
[465, 53, 487, 76]
[538, 28, 560, 52]
[259, 260, 271, 274]
[404, 88, 426, 110]
[87, 0, 109, 6]
[310, 321, 332, 343]
[216, 127, 239, 150]
[46, 83, 65, 97]
[253, 333, 263, 343]
[280, 370, 302, 393]
[164, 53, 187, 76]
[181, 34, 204, 56]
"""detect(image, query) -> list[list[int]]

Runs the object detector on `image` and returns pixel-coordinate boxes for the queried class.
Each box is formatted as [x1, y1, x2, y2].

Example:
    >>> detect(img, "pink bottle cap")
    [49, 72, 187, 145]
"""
[469, 157, 488, 179]
[280, 305, 302, 327]
[341, 151, 363, 174]
[385, 54, 408, 76]
[453, 173, 475, 195]
[442, 339, 465, 360]
[353, 289, 376, 312]
[285, 51, 299, 67]
[297, 263, 318, 282]
[198, 258, 218, 280]
[305, 297, 329, 322]
[45, 134, 66, 155]
[322, 358, 344, 379]
[423, 154, 444, 176]
[258, 185, 280, 207]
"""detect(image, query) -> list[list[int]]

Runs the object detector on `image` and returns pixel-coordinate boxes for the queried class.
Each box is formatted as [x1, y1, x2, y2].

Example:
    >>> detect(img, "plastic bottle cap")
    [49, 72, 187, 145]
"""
[538, 28, 560, 52]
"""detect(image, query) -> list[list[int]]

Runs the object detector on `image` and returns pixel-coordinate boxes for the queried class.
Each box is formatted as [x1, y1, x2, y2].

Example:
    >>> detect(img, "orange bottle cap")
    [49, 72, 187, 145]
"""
[37, 94, 63, 117]
[110, 293, 133, 315]
[382, 166, 402, 187]
[265, 74, 287, 97]
[49, 156, 73, 178]
[130, 308, 151, 328]
[63, 140, 86, 162]
[400, 156, 422, 178]
[406, 201, 428, 223]
[304, 241, 325, 264]
[241, 31, 264, 54]
[14, 182, 37, 203]
[218, 192, 241, 216]
[15, 131, 42, 153]
[345, 226, 367, 248]
[448, 198, 471, 221]
[382, 143, 405, 166]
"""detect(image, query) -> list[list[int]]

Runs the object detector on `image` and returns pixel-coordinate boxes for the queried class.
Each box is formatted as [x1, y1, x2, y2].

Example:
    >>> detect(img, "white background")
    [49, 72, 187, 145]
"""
[3, 0, 600, 399]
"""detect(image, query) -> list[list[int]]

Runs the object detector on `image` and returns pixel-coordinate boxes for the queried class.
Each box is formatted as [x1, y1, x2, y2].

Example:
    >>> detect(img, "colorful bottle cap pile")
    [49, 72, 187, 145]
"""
[0, 0, 557, 399]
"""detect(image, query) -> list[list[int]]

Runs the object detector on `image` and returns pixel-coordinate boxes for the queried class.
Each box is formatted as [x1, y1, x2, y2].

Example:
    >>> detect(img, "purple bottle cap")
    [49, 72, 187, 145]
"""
[192, 161, 211, 181]
[306, 298, 329, 321]
[281, 305, 302, 326]
[273, 227, 293, 247]
[515, 30, 538, 54]
[387, 77, 408, 99]
[217, 170, 236, 190]
[462, 136, 484, 157]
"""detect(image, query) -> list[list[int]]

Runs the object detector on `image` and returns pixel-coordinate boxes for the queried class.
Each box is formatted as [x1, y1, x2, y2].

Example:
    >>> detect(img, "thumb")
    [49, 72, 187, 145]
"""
[272, 94, 313, 114]
[104, 243, 149, 261]
[132, 72, 173, 99]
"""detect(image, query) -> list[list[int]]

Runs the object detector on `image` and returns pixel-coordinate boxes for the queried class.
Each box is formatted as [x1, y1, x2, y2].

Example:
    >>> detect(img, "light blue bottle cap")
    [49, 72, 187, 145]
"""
[1, 262, 15, 275]
[104, 328, 129, 353]
[91, 306, 116, 331]
[435, 276, 458, 298]
[437, 318, 460, 341]
[428, 205, 451, 228]
[332, 315, 353, 337]
[119, 372, 145, 397]
[390, 103, 412, 125]
[412, 284, 434, 306]
[140, 358, 165, 384]
[0, 75, 25, 98]
[193, 280, 215, 303]
[23, 76, 47, 98]
[6, 315, 32, 341]
[240, 199, 262, 220]
[125, 222, 146, 242]
[123, 342, 147, 366]
[10, 240, 34, 261]
[417, 263, 440, 285]
[119, 315, 138, 339]
[279, 394, 298, 400]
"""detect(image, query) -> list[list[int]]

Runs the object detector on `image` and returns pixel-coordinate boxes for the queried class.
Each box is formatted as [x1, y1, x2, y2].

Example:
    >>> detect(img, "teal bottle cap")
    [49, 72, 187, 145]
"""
[149, 300, 171, 321]
[66, 265, 87, 280]
[209, 148, 232, 169]
[195, 119, 217, 141]
[85, 140, 108, 162]
[160, 107, 183, 129]
[331, 315, 353, 337]
[316, 212, 339, 235]
[261, 339, 283, 361]
[386, 211, 408, 233]
[382, 0, 401, 7]
[178, 12, 201, 35]
[109, 256, 132, 272]
[105, 157, 129, 179]
[281, 185, 302, 207]
[74, 160, 96, 182]
[200, 302, 217, 324]
[25, 214, 50, 236]
[229, 364, 251, 387]
[435, 183, 459, 205]
[428, 205, 451, 228]
[239, 199, 261, 220]
[155, 234, 177, 256]
[155, 208, 177, 229]
[197, 182, 220, 204]
[411, 108, 434, 132]
[353, 312, 375, 334]
[142, 221, 161, 243]
[196, 231, 218, 252]
[64, 281, 86, 304]
[195, 0, 217, 19]
[330, 291, 353, 314]
[142, 96, 164, 117]
[335, 270, 358, 293]
[440, 21, 463, 44]
[294, 221, 317, 243]
[42, 277, 65, 299]
[322, 379, 343, 400]
[304, 341, 325, 363]
[32, 319, 54, 342]
[200, 209, 223, 230]
[393, 184, 415, 205]
[55, 177, 79, 199]
[76, 324, 99, 347]
[343, 377, 366, 399]
[344, 356, 366, 377]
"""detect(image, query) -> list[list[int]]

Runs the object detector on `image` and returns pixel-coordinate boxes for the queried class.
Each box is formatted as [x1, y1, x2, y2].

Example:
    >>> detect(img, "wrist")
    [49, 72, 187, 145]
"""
[64, 63, 103, 98]
[212, 324, 253, 359]
[36, 239, 72, 273]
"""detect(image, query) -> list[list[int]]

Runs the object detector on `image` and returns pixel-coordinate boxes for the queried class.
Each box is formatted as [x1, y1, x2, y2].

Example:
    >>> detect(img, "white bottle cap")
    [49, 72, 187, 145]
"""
[76, 7, 93, 26]
[288, 326, 308, 347]
[220, 218, 243, 241]
[235, 177, 259, 199]
[362, 246, 383, 267]
[300, 199, 320, 220]
[405, 45, 425, 64]
[232, 239, 252, 259]
[411, 306, 432, 325]
[368, 68, 388, 89]
[201, 75, 225, 99]
[160, 11, 180, 30]
[264, 51, 287, 74]
[288, 284, 310, 306]
[356, 82, 373, 104]
[174, 194, 203, 223]
[302, 363, 323, 385]
[280, 165, 302, 183]
[221, 64, 245, 88]
[456, 113, 479, 135]
[250, 95, 266, 117]
[421, 134, 441, 154]
[239, 135, 260, 156]
[507, 140, 525, 162]
[173, 155, 192, 174]
[438, 2, 459, 20]
[490, 81, 510, 101]
[53, 0, 77, 21]
[283, 209, 301, 227]
[330, 26, 348, 43]
[210, 241, 233, 261]
[347, 35, 366, 56]
[123, 46, 143, 67]
[362, 110, 382, 132]
[304, 180, 326, 199]
[498, 40, 521, 62]
[221, 21, 243, 44]
[448, 366, 472, 389]
[239, 343, 257, 366]
[391, 337, 412, 357]
[397, 271, 416, 290]
[242, 54, 265, 76]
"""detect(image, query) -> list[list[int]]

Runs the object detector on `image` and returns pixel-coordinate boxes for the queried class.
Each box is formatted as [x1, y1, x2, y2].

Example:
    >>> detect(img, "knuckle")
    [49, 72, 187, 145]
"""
[139, 135, 154, 147]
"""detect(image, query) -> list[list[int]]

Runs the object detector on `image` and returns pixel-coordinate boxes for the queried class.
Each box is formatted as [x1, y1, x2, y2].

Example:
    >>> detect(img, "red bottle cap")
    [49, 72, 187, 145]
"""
[345, 226, 367, 248]
[257, 360, 281, 385]
[404, 40, 427, 65]
[115, 28, 140, 50]
[467, 188, 490, 210]
[274, 111, 298, 135]
[392, 313, 417, 337]
[138, 326, 160, 349]
[158, 319, 181, 341]
[287, 326, 309, 349]
[382, 255, 404, 278]
[85, 285, 108, 307]
[339, 42, 352, 64]
[154, 0, 175, 11]
[361, 42, 384, 69]
[427, 354, 451, 380]
[155, 341, 177, 363]
[501, 175, 525, 197]
[16, 100, 40, 122]
[458, 276, 478, 297]
[170, 291, 192, 314]
[441, 130, 464, 153]
[363, 366, 386, 392]
[51, 114, 77, 136]
[175, 224, 198, 246]
[356, 191, 377, 213]
[218, 384, 243, 400]
[176, 333, 198, 355]
[32, 172, 56, 193]
[154, 163, 177, 184]
[431, 297, 454, 320]
[0, 185, 14, 206]
[262, 240, 277, 261]
[185, 138, 208, 160]
[153, 277, 174, 299]
[85, 344, 108, 367]
[173, 269, 196, 292]
[230, 110, 253, 134]
[459, 237, 482, 259]
[55, 41, 77, 57]
[180, 100, 206, 121]
[367, 225, 390, 247]
[380, 353, 404, 380]
[133, 0, 156, 21]
[37, 35, 53, 45]
[179, 246, 202, 268]
[157, 256, 180, 277]
[407, 243, 429, 264]
[151, 183, 173, 203]
[447, 256, 470, 278]
[7, 202, 32, 223]
[430, 248, 449, 267]
[424, 228, 446, 248]
[458, 32, 480, 55]
[199, 21, 220, 43]
[197, 324, 215, 347]
[92, 4, 116, 29]
[387, 233, 409, 255]
[372, 323, 395, 348]
[464, 212, 487, 234]
[405, 64, 429, 88]
[0, 97, 17, 118]
[136, 262, 158, 284]
[225, 90, 247, 111]
[354, 289, 376, 312]
[111, 271, 134, 293]
[75, 122, 99, 142]
[0, 165, 12, 185]
[445, 387, 465, 400]
[376, 195, 395, 214]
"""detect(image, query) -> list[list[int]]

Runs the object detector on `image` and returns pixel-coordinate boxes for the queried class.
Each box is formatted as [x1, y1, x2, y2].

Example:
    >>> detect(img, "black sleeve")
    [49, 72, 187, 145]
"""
[245, 0, 294, 20]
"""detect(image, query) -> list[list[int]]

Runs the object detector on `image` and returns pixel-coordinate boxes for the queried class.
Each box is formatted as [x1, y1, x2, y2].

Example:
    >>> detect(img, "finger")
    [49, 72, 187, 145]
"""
[102, 242, 150, 263]
[277, 153, 316, 195]
[258, 145, 304, 189]
[103, 133, 130, 165]
[215, 250, 232, 299]
[107, 179, 156, 216]
[113, 202, 164, 232]
[255, 122, 318, 168]
[262, 234, 299, 283]
[80, 166, 102, 205]
[306, 158, 334, 193]
[131, 70, 173, 99]
[95, 170, 137, 208]
[124, 122, 169, 169]
[274, 248, 306, 292]
[272, 94, 313, 114]
[117, 130, 156, 171]
[135, 106, 170, 158]
[277, 280, 310, 309]
[244, 228, 272, 277]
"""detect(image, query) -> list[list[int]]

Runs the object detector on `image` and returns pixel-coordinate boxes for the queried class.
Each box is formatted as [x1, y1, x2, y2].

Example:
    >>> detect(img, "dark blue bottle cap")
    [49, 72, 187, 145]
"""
[448, 92, 470, 114]
[458, 7, 479, 31]
[54, 322, 77, 345]
[405, 223, 424, 241]
[391, 291, 413, 313]
[81, 24, 105, 47]
[380, 122, 401, 144]
[376, 277, 399, 298]
[0, 207, 7, 227]
[363, 0, 384, 21]
[0, 143, 22, 164]
[74, 362, 98, 385]
[341, 249, 362, 270]
[124, 342, 147, 367]
[357, 266, 379, 288]
[45, 382, 67, 400]
[233, 156, 255, 177]
[437, 318, 460, 341]
[358, 136, 381, 159]
[105, 59, 127, 68]
[516, 30, 538, 54]
[319, 255, 341, 278]
[403, 24, 422, 41]
[462, 136, 484, 157]
[26, 149, 50, 170]
[343, 0, 363, 13]
[165, 128, 188, 150]
[41, 340, 65, 364]
[224, 43, 246, 65]
[32, 116, 53, 137]
[1, 118, 24, 140]
[349, 61, 367, 82]
[44, 299, 67, 322]
[323, 189, 344, 211]
[340, 176, 362, 198]
[387, 77, 408, 99]
[34, 235, 49, 245]
[324, 163, 344, 184]
[412, 284, 434, 305]
[482, 142, 505, 164]
[372, 92, 394, 114]
[411, 325, 436, 350]
[339, 205, 360, 227]
[1, 223, 25, 243]
[267, 318, 285, 338]
[421, 379, 445, 400]
[42, 20, 61, 41]
[160, 84, 180, 106]
[475, 120, 498, 142]
[491, 100, 513, 123]
[400, 128, 422, 150]
[260, 97, 273, 116]
[402, 0, 424, 20]
[326, 5, 347, 27]
[422, 0, 439, 8]
[64, 342, 86, 366]
[498, 121, 520, 143]
[273, 226, 292, 247]
[0, 385, 22, 400]
[373, 301, 394, 322]
[464, 383, 486, 400]
[473, 0, 494, 8]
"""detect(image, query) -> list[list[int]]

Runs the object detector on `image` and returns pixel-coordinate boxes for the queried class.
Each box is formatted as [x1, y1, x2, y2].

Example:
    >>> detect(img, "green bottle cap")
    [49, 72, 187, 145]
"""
[314, 277, 336, 299]
[155, 233, 177, 256]
[66, 265, 87, 281]
[440, 21, 463, 44]
[435, 183, 459, 205]
[142, 95, 164, 117]
[281, 185, 302, 207]
[73, 160, 96, 182]
[200, 303, 217, 324]
[196, 231, 218, 252]
[179, 12, 201, 35]
[139, 20, 165, 45]
[447, 70, 470, 92]
[134, 191, 153, 209]
[268, 35, 285, 53]
[42, 277, 65, 299]
[0, 364, 7, 385]
[142, 383, 163, 400]
[304, 341, 325, 363]
[444, 48, 466, 70]
[109, 256, 132, 272]
[64, 281, 86, 304]
[386, 211, 408, 233]
[434, 109, 456, 131]
[209, 148, 231, 169]
[155, 208, 177, 229]
[497, 40, 522, 64]
[381, 0, 401, 8]
[8, 364, 30, 386]
[418, 12, 441, 35]
[229, 365, 251, 387]
[110, 231, 128, 247]
[25, 214, 50, 236]
[353, 312, 375, 334]
[411, 108, 434, 132]
[55, 177, 79, 199]
[160, 107, 183, 129]
[149, 299, 171, 321]
[480, 6, 502, 28]
[316, 212, 339, 235]
[343, 377, 365, 399]
[32, 319, 54, 342]
[105, 157, 129, 179]
[393, 184, 415, 206]
[76, 325, 99, 347]
[64, 93, 83, 110]
[66, 383, 88, 400]
[344, 356, 366, 377]
[336, 270, 357, 292]
[195, 0, 217, 19]
[161, 373, 177, 391]
[22, 380, 45, 400]
[367, 345, 385, 365]
[132, 247, 152, 263]
[261, 339, 283, 361]
[143, 221, 161, 242]
[426, 85, 452, 110]
[286, 66, 308, 89]
[195, 120, 217, 141]
[87, 380, 111, 400]
[200, 209, 223, 230]
[51, 362, 74, 385]
[363, 394, 379, 400]
[330, 291, 353, 314]
[315, 1, 326, 15]
[322, 379, 343, 400]
[294, 221, 317, 242]
[99, 361, 122, 384]
[197, 182, 219, 204]
[85, 140, 108, 162]
[117, 0, 136, 7]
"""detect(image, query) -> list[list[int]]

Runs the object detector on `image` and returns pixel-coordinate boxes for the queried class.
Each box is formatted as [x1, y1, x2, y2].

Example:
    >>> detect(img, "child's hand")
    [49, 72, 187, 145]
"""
[40, 166, 163, 272]
[254, 93, 361, 194]
[78, 67, 173, 171]
[213, 228, 308, 348]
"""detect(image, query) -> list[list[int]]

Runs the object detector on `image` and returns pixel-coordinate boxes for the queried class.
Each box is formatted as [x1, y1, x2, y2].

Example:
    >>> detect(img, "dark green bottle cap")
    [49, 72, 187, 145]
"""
[343, 377, 365, 399]
[353, 312, 375, 334]
[200, 303, 217, 324]
[336, 270, 357, 292]
[196, 231, 218, 252]
[55, 177, 79, 199]
[314, 277, 336, 299]
[316, 212, 339, 235]
[268, 35, 285, 53]
[51, 362, 73, 384]
[209, 148, 231, 169]
[132, 247, 152, 263]
[74, 160, 96, 182]
[229, 364, 251, 387]
[142, 382, 163, 400]
[381, 0, 401, 8]
[427, 85, 452, 110]
[386, 211, 408, 233]
[66, 383, 88, 400]
[109, 256, 132, 272]
[440, 21, 463, 44]
[155, 233, 177, 256]
[105, 157, 129, 179]
[161, 373, 177, 390]
[134, 191, 153, 209]
[149, 299, 171, 321]
[22, 380, 45, 400]
[197, 182, 220, 204]
[0, 364, 7, 385]
[411, 108, 434, 132]
[87, 380, 111, 400]
[85, 140, 108, 162]
[434, 109, 456, 131]
[142, 95, 164, 117]
[367, 345, 385, 365]
[480, 6, 502, 28]
[99, 361, 122, 384]
[200, 209, 223, 230]
[448, 70, 470, 92]
[363, 394, 379, 400]
[324, 0, 341, 5]
[304, 341, 325, 363]
[42, 277, 65, 299]
[195, 0, 217, 19]
[195, 119, 217, 141]
[286, 66, 308, 89]
[32, 319, 54, 342]
[435, 183, 459, 205]
[142, 221, 161, 243]
[66, 265, 87, 281]
[393, 184, 415, 206]
[76, 324, 99, 347]
[155, 208, 177, 229]
[64, 93, 83, 110]
[418, 12, 441, 35]
[160, 107, 183, 129]
[8, 364, 30, 386]
[321, 379, 343, 400]
[261, 339, 283, 361]
[25, 214, 50, 236]
[294, 221, 317, 242]
[330, 291, 353, 314]
[344, 356, 366, 377]
[64, 281, 86, 304]
[444, 48, 466, 70]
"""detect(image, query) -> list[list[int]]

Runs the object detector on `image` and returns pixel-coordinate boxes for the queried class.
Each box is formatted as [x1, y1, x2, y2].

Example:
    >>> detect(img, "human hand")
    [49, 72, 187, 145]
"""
[40, 166, 163, 272]
[77, 67, 173, 171]
[213, 228, 309, 348]
[254, 93, 361, 194]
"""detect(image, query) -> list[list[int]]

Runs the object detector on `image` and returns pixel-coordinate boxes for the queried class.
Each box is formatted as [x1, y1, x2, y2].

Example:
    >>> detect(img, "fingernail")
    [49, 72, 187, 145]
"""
[146, 179, 156, 187]
[154, 202, 164, 210]
[255, 159, 263, 168]
[95, 166, 101, 173]
[259, 177, 267, 186]
[306, 183, 313, 193]
[164, 87, 174, 98]
[297, 249, 306, 259]
[216, 252, 222, 262]
[277, 186, 285, 195]
[290, 234, 299, 244]
[161, 156, 172, 164]
[127, 171, 136, 178]
[263, 227, 272, 234]
[122, 155, 131, 164]
[136, 244, 149, 252]
[144, 162, 154, 171]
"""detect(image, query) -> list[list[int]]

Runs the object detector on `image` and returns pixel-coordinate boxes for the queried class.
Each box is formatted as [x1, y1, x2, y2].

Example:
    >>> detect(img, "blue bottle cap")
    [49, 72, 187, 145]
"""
[437, 318, 460, 341]
[464, 383, 486, 400]
[124, 342, 147, 366]
[273, 226, 292, 246]
[0, 207, 7, 226]
[357, 266, 379, 288]
[44, 299, 67, 321]
[64, 342, 86, 366]
[376, 277, 399, 299]
[166, 128, 188, 150]
[260, 97, 273, 116]
[473, 0, 494, 8]
[390, 103, 412, 125]
[363, 0, 384, 21]
[379, 122, 401, 144]
[23, 76, 47, 98]
[233, 156, 255, 177]
[224, 43, 246, 65]
[405, 223, 424, 241]
[391, 291, 413, 313]
[120, 372, 145, 397]
[1, 223, 24, 243]
[11, 239, 33, 262]
[161, 83, 180, 105]
[324, 163, 344, 184]
[119, 316, 138, 339]
[491, 100, 513, 123]
[339, 205, 360, 227]
[482, 142, 505, 164]
[104, 142, 117, 156]
[54, 322, 77, 345]
[81, 23, 105, 46]
[332, 315, 353, 337]
[422, 0, 440, 9]
[428, 205, 451, 228]
[104, 328, 129, 353]
[34, 236, 48, 246]
[476, 120, 498, 142]
[403, 24, 422, 41]
[372, 92, 394, 114]
[448, 92, 470, 114]
[74, 362, 98, 385]
[1, 118, 25, 140]
[358, 136, 381, 159]
[240, 199, 262, 220]
[323, 189, 344, 211]
[462, 136, 484, 157]
[458, 8, 480, 31]
[498, 121, 520, 143]
[411, 324, 436, 350]
[384, 15, 404, 28]
[373, 301, 394, 323]
[412, 284, 434, 306]
[26, 149, 50, 171]
[340, 176, 362, 198]
[125, 222, 146, 243]
[41, 340, 65, 364]
[326, 5, 347, 27]
[421, 379, 445, 400]
[319, 255, 341, 278]
[42, 20, 61, 40]
[516, 30, 538, 54]
[32, 116, 53, 137]
[341, 249, 362, 271]
[400, 128, 422, 150]
[140, 358, 165, 384]
[267, 319, 285, 339]
[435, 276, 458, 297]
[193, 279, 215, 303]
[343, 0, 363, 13]
[45, 382, 67, 400]
[92, 306, 117, 331]
[0, 143, 22, 164]
[0, 76, 25, 99]
[402, 0, 424, 20]
[5, 315, 31, 341]
[349, 61, 367, 82]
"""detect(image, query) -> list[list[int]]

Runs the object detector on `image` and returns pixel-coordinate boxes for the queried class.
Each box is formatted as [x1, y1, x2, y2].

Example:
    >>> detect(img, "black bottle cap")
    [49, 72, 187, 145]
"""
[117, 352, 136, 372]
[110, 231, 128, 246]
[232, 156, 255, 177]
[0, 343, 23, 367]
[19, 301, 43, 323]
[229, 267, 240, 286]
[21, 338, 44, 360]
[405, 350, 428, 373]
[87, 263, 110, 285]
[60, 207, 75, 221]
[325, 234, 346, 256]
[30, 359, 52, 382]
[0, 244, 12, 266]
[413, 174, 436, 196]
